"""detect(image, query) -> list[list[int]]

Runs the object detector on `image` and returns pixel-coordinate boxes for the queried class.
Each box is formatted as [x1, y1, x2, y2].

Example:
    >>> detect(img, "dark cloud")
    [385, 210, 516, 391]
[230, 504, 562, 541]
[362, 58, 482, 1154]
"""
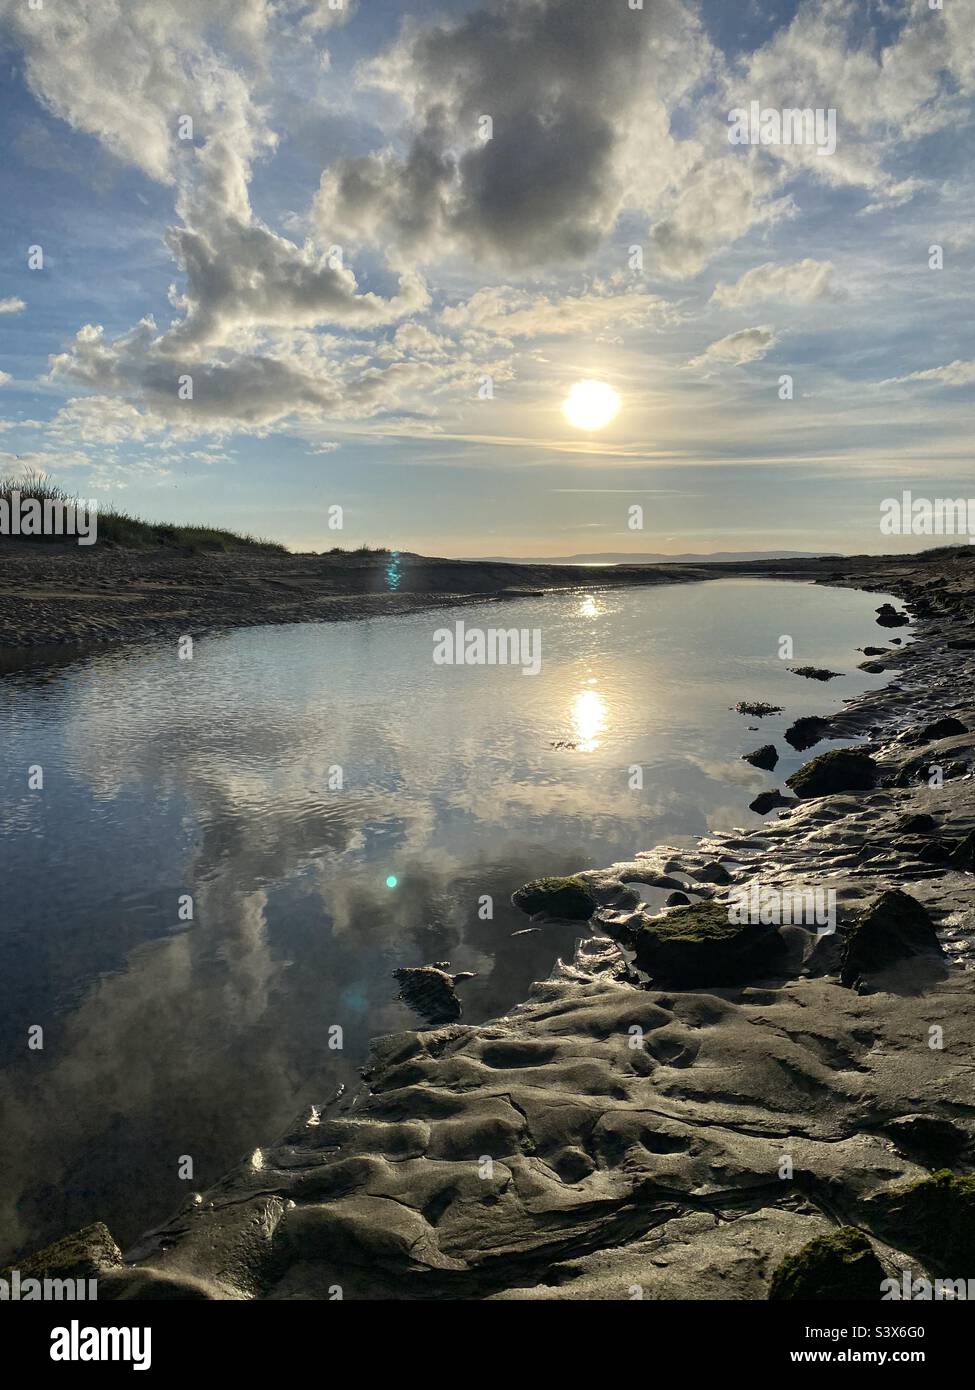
[315, 0, 712, 267]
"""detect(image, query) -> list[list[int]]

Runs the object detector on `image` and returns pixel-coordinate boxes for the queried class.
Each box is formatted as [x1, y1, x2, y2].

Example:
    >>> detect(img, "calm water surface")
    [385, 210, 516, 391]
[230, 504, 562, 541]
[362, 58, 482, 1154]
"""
[0, 578, 901, 1258]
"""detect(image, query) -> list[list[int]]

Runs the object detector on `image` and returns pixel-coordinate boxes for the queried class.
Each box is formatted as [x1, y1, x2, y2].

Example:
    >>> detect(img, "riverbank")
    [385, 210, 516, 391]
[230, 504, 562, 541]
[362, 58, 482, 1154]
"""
[0, 545, 707, 655]
[0, 541, 957, 657]
[9, 545, 975, 1298]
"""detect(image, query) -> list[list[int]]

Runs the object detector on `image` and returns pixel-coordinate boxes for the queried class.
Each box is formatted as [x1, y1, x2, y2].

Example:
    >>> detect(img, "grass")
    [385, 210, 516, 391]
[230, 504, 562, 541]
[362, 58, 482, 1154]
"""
[323, 544, 392, 555]
[0, 473, 287, 552]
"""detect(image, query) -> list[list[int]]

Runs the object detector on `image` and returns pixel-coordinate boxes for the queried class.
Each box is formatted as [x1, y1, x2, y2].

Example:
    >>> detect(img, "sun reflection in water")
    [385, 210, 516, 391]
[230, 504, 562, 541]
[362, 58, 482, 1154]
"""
[571, 688, 607, 752]
[579, 595, 601, 618]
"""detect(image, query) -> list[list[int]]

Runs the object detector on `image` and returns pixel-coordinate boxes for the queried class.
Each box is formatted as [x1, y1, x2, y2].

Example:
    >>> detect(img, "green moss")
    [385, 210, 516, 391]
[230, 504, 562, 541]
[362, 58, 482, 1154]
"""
[511, 875, 596, 920]
[768, 1227, 884, 1301]
[632, 901, 786, 986]
[786, 748, 878, 799]
[650, 903, 741, 942]
[865, 1170, 975, 1275]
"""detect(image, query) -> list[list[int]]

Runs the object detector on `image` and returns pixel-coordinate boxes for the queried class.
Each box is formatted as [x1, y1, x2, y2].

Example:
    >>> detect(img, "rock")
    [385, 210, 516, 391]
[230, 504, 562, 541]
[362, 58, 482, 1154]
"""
[786, 748, 878, 799]
[839, 890, 944, 989]
[735, 701, 782, 717]
[784, 715, 830, 751]
[882, 1115, 969, 1164]
[859, 661, 885, 674]
[768, 1227, 884, 1301]
[553, 1147, 596, 1183]
[393, 962, 477, 1024]
[689, 861, 734, 885]
[898, 813, 936, 835]
[865, 1170, 975, 1275]
[512, 875, 596, 920]
[862, 646, 887, 656]
[742, 743, 778, 771]
[665, 891, 691, 906]
[876, 603, 910, 628]
[632, 901, 786, 986]
[912, 717, 969, 744]
[0, 1222, 122, 1283]
[789, 666, 842, 681]
[949, 829, 975, 871]
[749, 790, 792, 815]
[593, 908, 647, 944]
[640, 873, 696, 892]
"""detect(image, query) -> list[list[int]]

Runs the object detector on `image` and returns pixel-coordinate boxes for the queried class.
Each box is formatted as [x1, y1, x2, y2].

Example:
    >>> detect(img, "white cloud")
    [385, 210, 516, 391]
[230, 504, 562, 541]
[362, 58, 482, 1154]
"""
[882, 361, 975, 388]
[440, 285, 676, 339]
[711, 259, 841, 308]
[0, 0, 275, 185]
[687, 325, 778, 371]
[0, 298, 26, 315]
[649, 149, 796, 279]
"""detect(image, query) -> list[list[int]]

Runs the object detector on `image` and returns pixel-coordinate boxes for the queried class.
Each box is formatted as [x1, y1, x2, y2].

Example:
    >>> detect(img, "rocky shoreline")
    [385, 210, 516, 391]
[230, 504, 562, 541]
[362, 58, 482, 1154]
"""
[8, 546, 975, 1299]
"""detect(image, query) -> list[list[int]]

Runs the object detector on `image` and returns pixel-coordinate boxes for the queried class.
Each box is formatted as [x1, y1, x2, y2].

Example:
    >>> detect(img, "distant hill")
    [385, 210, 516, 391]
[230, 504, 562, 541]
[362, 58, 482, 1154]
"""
[468, 550, 839, 565]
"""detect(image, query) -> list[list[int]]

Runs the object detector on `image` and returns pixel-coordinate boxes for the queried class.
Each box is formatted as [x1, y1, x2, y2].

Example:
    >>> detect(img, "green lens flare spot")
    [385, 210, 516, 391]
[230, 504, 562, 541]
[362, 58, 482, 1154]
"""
[385, 875, 398, 889]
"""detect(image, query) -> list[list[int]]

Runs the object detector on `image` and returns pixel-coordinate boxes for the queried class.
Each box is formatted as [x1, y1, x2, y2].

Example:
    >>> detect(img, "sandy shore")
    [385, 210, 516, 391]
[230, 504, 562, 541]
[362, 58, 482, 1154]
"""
[0, 544, 710, 659]
[8, 546, 975, 1299]
[0, 540, 956, 658]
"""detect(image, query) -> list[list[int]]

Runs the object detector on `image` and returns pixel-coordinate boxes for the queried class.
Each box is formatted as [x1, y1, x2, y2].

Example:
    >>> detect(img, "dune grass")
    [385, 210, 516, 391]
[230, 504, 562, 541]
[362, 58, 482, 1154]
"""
[0, 474, 287, 552]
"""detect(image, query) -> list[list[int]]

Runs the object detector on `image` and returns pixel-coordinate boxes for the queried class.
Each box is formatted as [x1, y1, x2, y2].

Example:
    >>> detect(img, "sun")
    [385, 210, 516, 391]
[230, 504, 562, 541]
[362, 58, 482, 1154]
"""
[562, 379, 620, 431]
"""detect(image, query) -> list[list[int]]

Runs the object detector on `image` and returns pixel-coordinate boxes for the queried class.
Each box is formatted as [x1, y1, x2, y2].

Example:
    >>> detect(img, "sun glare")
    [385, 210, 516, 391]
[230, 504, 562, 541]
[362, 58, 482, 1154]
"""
[562, 379, 621, 431]
[570, 689, 606, 752]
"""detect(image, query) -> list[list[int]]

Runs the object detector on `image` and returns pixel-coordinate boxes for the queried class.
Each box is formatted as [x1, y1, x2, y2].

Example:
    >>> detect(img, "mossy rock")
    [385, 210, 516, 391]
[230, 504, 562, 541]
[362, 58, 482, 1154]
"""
[769, 1227, 885, 1300]
[839, 889, 943, 989]
[511, 875, 596, 921]
[865, 1170, 975, 1275]
[1, 1222, 122, 1283]
[786, 748, 878, 798]
[632, 901, 786, 986]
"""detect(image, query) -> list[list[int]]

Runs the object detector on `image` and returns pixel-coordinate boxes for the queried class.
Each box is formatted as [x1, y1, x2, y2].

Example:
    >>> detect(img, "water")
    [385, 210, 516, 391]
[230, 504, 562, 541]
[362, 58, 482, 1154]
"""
[0, 578, 901, 1260]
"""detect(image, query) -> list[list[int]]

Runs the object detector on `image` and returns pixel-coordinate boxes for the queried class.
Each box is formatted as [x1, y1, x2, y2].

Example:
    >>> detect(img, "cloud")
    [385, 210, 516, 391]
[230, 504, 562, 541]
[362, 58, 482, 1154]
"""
[710, 259, 840, 309]
[0, 298, 26, 315]
[0, 0, 276, 185]
[162, 214, 430, 352]
[0, 372, 11, 386]
[649, 150, 796, 279]
[687, 325, 778, 371]
[726, 0, 974, 205]
[882, 361, 975, 388]
[439, 285, 676, 339]
[314, 0, 715, 268]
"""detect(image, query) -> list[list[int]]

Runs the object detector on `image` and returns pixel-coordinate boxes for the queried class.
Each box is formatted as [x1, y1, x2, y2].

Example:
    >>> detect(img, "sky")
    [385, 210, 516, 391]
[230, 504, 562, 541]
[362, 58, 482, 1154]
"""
[0, 0, 973, 558]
